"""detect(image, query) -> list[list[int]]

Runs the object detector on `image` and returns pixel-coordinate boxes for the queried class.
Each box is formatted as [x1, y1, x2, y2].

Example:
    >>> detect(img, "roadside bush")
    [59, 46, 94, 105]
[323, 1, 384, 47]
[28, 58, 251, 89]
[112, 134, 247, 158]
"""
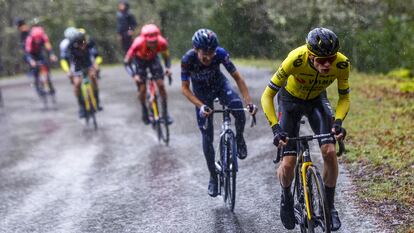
[387, 68, 413, 80]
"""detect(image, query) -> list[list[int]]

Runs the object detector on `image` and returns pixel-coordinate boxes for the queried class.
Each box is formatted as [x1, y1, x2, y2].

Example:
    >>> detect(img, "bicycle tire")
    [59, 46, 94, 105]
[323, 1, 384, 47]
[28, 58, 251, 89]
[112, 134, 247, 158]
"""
[224, 133, 236, 211]
[156, 120, 162, 142]
[306, 166, 331, 233]
[91, 111, 98, 130]
[294, 161, 307, 233]
[0, 88, 3, 107]
[229, 136, 237, 212]
[83, 83, 98, 130]
[161, 114, 170, 146]
[152, 96, 163, 142]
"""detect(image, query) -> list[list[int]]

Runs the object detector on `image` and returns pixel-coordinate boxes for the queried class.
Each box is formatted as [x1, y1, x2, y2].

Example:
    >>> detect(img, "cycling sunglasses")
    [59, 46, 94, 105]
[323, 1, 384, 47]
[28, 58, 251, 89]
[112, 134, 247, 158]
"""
[314, 54, 337, 64]
[199, 49, 216, 57]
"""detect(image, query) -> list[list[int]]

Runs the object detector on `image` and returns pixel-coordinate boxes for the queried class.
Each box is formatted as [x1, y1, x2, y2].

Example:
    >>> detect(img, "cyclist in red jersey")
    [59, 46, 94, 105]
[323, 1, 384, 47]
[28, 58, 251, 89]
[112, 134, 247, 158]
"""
[124, 24, 172, 124]
[25, 26, 58, 97]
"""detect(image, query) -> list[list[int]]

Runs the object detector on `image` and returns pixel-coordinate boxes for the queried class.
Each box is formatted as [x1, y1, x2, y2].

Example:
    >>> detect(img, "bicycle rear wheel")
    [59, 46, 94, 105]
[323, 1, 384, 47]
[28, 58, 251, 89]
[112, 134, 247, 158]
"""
[306, 166, 331, 233]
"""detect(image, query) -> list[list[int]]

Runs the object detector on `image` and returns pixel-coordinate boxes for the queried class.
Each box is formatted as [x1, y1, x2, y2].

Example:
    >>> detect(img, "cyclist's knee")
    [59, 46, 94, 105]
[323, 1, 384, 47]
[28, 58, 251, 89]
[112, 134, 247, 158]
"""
[321, 144, 336, 162]
[280, 156, 296, 172]
[73, 79, 81, 88]
[138, 83, 146, 91]
[158, 83, 167, 96]
[321, 143, 335, 155]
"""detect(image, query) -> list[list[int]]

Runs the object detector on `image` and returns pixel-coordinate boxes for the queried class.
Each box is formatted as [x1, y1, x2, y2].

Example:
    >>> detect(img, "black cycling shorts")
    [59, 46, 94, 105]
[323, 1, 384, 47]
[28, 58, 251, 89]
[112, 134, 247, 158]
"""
[133, 57, 164, 82]
[277, 88, 335, 156]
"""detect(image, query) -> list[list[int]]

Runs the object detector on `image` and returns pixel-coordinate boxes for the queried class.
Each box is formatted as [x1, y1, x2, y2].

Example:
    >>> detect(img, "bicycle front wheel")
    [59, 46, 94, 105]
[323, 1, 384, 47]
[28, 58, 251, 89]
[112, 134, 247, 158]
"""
[90, 111, 98, 130]
[161, 114, 170, 146]
[224, 133, 237, 212]
[294, 162, 307, 233]
[306, 166, 331, 233]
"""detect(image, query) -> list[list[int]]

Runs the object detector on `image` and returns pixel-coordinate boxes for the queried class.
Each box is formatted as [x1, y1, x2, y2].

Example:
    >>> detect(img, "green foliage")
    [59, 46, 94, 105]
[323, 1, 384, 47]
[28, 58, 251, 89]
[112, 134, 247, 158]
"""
[0, 0, 414, 76]
[387, 68, 413, 80]
[209, 0, 276, 58]
[399, 81, 414, 93]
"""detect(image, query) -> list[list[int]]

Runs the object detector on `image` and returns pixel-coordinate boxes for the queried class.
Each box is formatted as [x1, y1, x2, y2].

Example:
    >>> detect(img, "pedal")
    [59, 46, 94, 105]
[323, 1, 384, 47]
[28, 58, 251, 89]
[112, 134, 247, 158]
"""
[294, 206, 302, 225]
[215, 161, 222, 172]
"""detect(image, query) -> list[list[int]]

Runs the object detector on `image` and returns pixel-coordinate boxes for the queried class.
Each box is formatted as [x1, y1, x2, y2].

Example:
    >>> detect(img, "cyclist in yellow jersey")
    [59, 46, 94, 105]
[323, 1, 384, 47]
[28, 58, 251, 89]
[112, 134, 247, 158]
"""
[261, 27, 349, 231]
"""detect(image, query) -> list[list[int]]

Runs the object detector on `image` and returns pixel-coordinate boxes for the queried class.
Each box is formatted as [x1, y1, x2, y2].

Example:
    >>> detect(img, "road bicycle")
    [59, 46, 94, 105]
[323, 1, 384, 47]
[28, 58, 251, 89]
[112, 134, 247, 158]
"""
[80, 68, 98, 130]
[206, 101, 256, 212]
[35, 61, 56, 109]
[274, 124, 345, 233]
[146, 74, 172, 145]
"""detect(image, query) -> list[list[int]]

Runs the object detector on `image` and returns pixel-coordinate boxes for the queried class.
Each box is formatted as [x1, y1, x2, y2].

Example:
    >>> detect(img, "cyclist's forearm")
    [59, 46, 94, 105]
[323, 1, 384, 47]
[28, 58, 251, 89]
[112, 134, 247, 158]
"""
[335, 93, 350, 121]
[60, 59, 70, 72]
[161, 50, 171, 68]
[45, 42, 53, 51]
[181, 82, 204, 108]
[261, 86, 279, 127]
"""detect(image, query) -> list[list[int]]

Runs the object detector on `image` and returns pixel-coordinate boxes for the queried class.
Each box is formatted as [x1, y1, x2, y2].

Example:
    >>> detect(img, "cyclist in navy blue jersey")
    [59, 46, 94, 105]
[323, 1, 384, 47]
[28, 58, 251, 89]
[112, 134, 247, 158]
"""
[181, 29, 257, 197]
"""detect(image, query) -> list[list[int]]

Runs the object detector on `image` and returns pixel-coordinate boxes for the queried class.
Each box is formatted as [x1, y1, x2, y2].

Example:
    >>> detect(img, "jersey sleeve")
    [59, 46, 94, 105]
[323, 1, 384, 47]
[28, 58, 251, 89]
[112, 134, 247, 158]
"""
[261, 53, 296, 126]
[125, 37, 140, 60]
[42, 34, 50, 44]
[269, 51, 297, 92]
[335, 60, 351, 121]
[59, 39, 69, 59]
[261, 85, 278, 127]
[217, 48, 236, 74]
[25, 36, 33, 53]
[181, 53, 191, 82]
[88, 39, 99, 58]
[158, 36, 169, 51]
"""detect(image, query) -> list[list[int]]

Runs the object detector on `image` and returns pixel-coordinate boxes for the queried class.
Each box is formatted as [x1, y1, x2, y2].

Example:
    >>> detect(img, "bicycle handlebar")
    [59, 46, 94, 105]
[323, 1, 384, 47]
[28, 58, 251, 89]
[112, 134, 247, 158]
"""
[273, 132, 346, 164]
[202, 107, 257, 130]
[210, 108, 256, 127]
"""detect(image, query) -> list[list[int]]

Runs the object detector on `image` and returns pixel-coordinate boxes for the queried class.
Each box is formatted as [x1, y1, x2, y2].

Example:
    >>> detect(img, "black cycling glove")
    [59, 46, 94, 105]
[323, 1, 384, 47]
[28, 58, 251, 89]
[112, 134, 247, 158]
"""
[332, 119, 347, 138]
[272, 124, 287, 147]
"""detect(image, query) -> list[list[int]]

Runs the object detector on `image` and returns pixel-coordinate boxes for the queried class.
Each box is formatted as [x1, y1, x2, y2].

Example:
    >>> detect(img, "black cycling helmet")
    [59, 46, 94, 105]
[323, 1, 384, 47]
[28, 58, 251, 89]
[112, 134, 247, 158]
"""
[192, 29, 219, 51]
[306, 27, 339, 57]
[71, 29, 85, 44]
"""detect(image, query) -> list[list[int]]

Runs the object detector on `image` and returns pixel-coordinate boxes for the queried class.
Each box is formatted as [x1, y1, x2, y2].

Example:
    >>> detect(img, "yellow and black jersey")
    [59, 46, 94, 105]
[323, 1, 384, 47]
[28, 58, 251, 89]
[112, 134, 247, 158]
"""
[261, 45, 350, 126]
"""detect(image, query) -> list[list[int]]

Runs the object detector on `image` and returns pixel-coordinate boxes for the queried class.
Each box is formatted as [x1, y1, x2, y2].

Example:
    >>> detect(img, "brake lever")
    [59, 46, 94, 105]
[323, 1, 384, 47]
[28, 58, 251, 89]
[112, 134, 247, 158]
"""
[273, 146, 282, 164]
[167, 74, 172, 86]
[337, 140, 346, 157]
[250, 114, 256, 127]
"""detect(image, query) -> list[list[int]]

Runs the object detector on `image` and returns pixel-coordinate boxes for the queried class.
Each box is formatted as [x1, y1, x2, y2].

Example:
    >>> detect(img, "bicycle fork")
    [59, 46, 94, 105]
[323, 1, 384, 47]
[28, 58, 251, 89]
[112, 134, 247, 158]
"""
[301, 159, 313, 221]
[81, 83, 97, 112]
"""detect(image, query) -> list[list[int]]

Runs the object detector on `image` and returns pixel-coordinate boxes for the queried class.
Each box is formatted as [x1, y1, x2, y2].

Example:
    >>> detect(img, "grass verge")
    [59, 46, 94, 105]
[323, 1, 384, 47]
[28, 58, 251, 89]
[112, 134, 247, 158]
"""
[327, 72, 414, 233]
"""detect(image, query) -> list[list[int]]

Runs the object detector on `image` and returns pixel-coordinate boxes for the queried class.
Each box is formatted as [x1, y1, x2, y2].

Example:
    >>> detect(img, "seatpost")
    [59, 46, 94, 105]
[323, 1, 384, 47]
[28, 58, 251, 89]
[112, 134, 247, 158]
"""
[301, 140, 312, 163]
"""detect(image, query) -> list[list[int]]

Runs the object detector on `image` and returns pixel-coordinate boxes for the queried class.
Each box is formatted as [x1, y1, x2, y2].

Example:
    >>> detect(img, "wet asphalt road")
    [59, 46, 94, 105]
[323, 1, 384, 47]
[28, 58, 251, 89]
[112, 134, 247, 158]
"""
[0, 65, 383, 233]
